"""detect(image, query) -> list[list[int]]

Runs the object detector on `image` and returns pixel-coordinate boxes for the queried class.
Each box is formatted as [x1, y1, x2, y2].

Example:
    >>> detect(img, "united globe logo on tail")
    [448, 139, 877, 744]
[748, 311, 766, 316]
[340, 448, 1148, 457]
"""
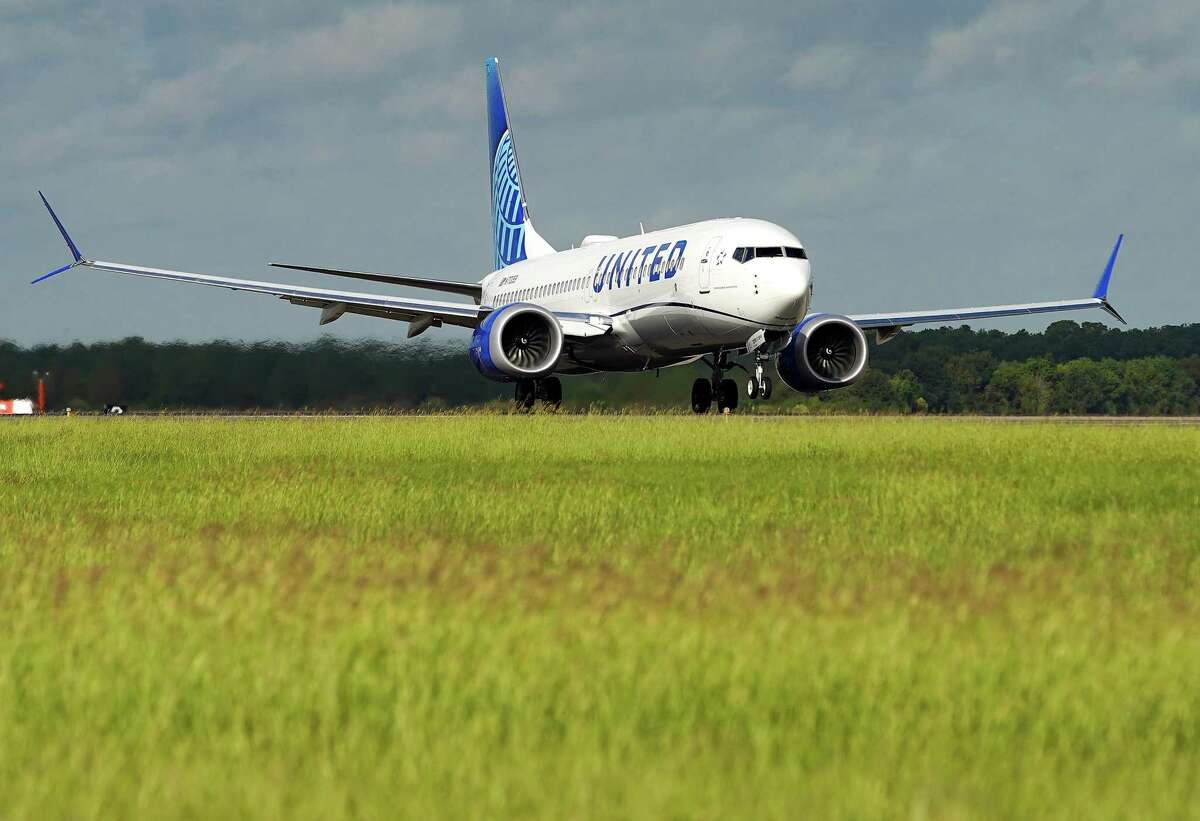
[491, 129, 526, 270]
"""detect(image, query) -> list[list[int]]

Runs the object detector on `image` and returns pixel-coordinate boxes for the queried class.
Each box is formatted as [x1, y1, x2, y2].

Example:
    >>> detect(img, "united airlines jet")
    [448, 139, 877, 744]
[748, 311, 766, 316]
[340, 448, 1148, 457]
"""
[33, 58, 1125, 412]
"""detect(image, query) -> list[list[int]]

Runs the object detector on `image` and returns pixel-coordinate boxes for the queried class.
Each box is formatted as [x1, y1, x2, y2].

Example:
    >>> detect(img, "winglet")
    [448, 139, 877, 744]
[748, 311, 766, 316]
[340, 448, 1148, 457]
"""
[33, 192, 86, 284]
[31, 262, 77, 285]
[1092, 234, 1122, 300]
[39, 192, 83, 262]
[1092, 234, 1126, 324]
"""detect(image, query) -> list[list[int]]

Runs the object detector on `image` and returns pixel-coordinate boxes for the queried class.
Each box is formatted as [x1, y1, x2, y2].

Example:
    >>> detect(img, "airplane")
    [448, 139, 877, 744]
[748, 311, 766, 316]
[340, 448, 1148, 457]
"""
[33, 57, 1126, 413]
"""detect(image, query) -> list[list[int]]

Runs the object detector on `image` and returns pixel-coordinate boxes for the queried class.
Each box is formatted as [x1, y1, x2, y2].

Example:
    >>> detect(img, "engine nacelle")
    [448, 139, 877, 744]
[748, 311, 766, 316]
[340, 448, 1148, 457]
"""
[469, 303, 564, 382]
[776, 314, 869, 392]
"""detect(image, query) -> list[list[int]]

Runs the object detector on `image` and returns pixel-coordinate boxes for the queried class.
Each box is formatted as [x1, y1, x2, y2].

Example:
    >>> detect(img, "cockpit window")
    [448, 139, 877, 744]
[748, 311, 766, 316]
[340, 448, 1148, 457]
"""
[732, 246, 807, 262]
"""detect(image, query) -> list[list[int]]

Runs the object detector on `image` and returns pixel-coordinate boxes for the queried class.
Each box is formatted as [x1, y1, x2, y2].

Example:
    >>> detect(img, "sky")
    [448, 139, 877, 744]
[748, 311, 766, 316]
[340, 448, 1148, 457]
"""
[1, 0, 1197, 346]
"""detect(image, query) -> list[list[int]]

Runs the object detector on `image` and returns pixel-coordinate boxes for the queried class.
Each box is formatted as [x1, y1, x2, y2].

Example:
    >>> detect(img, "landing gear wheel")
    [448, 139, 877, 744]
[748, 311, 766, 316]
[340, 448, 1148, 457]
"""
[514, 379, 536, 412]
[691, 378, 713, 414]
[536, 377, 562, 411]
[746, 358, 773, 402]
[717, 379, 738, 413]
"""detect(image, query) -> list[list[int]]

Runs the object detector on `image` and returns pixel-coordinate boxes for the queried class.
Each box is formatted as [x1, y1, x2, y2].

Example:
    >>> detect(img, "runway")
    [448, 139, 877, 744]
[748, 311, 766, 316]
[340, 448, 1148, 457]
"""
[11, 413, 1200, 425]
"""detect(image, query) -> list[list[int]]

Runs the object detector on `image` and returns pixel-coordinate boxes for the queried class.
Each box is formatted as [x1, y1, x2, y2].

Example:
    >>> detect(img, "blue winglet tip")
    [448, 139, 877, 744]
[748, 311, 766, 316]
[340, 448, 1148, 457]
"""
[31, 262, 75, 285]
[1093, 233, 1123, 300]
[38, 190, 83, 263]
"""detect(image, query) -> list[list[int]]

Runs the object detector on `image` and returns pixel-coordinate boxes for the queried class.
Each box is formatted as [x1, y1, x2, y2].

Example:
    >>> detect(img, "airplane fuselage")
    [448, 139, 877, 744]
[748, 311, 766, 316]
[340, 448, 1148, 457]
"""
[480, 217, 812, 371]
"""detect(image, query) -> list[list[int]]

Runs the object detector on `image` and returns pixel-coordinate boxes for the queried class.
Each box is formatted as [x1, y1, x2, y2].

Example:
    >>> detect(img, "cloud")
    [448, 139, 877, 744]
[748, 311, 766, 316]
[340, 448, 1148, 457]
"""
[920, 0, 1200, 94]
[783, 44, 863, 91]
[132, 4, 463, 129]
[920, 0, 1087, 85]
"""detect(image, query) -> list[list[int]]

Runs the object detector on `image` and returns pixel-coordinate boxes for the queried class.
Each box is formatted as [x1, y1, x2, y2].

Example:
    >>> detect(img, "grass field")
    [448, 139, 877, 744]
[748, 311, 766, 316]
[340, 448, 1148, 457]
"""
[2, 417, 1199, 819]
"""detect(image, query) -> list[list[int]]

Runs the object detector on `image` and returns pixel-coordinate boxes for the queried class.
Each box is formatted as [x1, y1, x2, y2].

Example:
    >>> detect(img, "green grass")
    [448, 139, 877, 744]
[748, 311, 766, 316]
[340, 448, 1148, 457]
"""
[2, 417, 1199, 819]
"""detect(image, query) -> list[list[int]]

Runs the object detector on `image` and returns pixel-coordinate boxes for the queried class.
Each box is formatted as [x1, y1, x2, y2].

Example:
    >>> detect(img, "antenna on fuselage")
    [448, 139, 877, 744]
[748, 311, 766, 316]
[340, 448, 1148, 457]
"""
[639, 222, 646, 234]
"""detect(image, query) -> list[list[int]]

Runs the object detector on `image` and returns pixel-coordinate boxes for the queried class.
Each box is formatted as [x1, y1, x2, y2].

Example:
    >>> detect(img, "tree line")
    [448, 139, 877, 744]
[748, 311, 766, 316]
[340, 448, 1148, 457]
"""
[1, 321, 1197, 414]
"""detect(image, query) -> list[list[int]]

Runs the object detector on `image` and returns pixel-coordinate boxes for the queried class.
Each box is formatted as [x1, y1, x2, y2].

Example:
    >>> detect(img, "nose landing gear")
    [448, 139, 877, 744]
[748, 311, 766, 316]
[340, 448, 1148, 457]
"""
[746, 358, 773, 401]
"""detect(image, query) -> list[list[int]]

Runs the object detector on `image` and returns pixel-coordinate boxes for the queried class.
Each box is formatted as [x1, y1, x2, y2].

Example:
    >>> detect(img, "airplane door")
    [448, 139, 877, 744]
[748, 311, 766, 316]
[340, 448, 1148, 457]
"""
[698, 236, 721, 294]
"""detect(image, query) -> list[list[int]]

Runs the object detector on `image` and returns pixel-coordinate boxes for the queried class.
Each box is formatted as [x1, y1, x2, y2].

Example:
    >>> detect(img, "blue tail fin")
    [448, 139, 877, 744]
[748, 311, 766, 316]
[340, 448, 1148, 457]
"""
[486, 57, 554, 270]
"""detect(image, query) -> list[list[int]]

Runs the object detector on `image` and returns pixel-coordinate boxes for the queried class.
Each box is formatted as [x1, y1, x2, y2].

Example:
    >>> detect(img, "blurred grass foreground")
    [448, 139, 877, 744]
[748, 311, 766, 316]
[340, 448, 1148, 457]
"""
[1, 417, 1199, 819]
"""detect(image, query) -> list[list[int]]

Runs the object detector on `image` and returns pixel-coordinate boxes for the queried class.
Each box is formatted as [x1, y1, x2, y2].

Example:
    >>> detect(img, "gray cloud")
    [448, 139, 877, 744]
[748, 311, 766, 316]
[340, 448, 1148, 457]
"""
[2, 0, 1196, 347]
[784, 44, 865, 91]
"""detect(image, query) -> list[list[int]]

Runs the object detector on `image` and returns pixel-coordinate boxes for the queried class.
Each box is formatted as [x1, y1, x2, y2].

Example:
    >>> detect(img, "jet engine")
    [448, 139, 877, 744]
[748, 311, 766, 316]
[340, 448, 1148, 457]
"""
[775, 314, 869, 392]
[469, 303, 564, 382]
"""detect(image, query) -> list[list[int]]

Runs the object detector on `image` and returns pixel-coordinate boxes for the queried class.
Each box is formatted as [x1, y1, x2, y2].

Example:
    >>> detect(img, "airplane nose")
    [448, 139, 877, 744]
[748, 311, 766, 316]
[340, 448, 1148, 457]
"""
[761, 260, 810, 325]
[796, 260, 811, 299]
[784, 260, 811, 321]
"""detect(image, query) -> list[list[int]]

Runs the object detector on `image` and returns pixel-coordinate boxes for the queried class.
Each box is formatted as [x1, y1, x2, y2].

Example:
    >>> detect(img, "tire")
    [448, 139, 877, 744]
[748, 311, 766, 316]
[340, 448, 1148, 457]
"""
[514, 379, 536, 412]
[537, 377, 563, 411]
[760, 375, 773, 401]
[691, 378, 713, 414]
[718, 379, 739, 412]
[746, 377, 758, 399]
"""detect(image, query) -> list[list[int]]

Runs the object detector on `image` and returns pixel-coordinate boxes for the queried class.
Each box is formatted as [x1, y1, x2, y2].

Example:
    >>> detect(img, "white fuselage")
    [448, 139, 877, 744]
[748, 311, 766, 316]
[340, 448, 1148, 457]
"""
[479, 218, 812, 371]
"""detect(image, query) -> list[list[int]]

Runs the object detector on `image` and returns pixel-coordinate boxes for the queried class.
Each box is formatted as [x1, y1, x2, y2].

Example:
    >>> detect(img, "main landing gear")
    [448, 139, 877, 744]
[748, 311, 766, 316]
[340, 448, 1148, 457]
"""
[514, 377, 562, 412]
[691, 353, 739, 414]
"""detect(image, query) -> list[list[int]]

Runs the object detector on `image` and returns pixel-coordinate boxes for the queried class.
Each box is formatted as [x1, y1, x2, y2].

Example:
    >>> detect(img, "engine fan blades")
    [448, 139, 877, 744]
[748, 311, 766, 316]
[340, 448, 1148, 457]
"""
[502, 316, 551, 369]
[808, 330, 857, 379]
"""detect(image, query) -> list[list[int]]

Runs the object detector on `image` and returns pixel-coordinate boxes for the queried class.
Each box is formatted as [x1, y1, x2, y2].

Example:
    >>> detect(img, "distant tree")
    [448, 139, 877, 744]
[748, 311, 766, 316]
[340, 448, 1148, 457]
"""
[2, 323, 1197, 413]
[1051, 358, 1120, 415]
[849, 370, 897, 411]
[1117, 358, 1198, 415]
[984, 358, 1056, 415]
[944, 351, 996, 413]
[888, 370, 923, 413]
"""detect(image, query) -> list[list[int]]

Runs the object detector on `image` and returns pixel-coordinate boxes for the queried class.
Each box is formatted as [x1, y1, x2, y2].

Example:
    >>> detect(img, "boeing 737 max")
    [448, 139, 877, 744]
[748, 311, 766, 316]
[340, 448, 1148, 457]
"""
[33, 58, 1126, 412]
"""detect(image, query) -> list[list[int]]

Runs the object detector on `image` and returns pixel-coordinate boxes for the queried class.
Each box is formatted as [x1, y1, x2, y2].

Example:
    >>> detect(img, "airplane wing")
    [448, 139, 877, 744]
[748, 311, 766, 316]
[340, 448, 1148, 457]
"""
[846, 236, 1126, 336]
[30, 193, 480, 336]
[31, 193, 609, 340]
[93, 260, 482, 330]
